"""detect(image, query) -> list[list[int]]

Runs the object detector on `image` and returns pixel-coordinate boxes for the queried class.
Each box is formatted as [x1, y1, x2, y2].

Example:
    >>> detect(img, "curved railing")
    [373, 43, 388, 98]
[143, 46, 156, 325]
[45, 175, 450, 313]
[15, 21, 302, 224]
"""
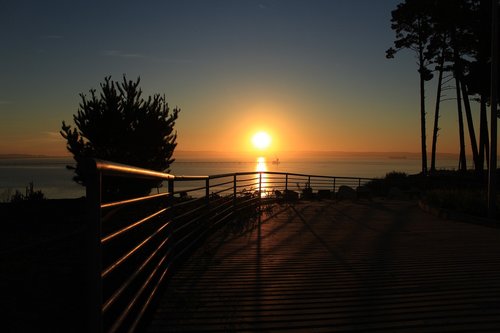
[85, 159, 373, 333]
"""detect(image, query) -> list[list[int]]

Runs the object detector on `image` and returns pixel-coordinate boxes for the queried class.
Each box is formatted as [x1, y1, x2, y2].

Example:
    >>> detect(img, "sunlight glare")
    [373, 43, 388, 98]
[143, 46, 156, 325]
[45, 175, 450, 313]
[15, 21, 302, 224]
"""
[252, 131, 271, 150]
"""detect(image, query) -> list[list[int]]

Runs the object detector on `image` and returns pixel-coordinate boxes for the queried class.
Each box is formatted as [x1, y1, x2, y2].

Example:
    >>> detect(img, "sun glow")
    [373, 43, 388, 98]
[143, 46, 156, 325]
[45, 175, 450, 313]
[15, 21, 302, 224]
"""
[252, 131, 272, 150]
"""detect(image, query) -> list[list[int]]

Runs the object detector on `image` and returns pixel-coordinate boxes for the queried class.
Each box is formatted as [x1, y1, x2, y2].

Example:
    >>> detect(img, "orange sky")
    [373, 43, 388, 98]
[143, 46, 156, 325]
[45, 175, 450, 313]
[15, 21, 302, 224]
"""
[0, 1, 485, 160]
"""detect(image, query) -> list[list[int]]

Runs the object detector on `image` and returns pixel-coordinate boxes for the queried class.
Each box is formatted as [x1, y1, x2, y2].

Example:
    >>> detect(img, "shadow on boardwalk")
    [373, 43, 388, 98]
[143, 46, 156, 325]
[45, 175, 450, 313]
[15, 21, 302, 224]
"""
[146, 199, 500, 332]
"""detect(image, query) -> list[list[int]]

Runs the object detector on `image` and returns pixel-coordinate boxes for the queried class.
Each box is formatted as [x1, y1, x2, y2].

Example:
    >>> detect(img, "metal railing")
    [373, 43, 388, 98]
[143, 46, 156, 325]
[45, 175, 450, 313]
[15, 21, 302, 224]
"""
[85, 159, 373, 333]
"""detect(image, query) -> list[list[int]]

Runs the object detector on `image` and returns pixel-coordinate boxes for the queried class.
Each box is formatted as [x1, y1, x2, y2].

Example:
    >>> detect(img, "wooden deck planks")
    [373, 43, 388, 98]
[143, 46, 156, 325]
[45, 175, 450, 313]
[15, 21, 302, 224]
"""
[146, 199, 500, 332]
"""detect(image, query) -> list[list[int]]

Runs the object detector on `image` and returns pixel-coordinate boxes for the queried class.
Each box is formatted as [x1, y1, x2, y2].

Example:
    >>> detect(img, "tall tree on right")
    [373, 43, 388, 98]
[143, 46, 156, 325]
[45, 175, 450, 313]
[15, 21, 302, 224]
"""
[448, 0, 481, 172]
[464, 0, 499, 172]
[387, 0, 434, 175]
[440, 0, 498, 173]
[425, 0, 453, 173]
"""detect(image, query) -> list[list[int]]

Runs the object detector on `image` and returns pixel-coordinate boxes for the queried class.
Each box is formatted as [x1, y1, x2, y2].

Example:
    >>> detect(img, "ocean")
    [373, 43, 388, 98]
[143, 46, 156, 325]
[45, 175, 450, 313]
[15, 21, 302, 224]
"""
[0, 153, 459, 200]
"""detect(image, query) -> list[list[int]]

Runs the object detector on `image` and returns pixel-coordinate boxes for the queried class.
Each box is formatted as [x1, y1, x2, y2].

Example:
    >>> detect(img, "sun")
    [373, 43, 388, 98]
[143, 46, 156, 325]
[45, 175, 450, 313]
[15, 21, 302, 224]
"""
[252, 131, 272, 150]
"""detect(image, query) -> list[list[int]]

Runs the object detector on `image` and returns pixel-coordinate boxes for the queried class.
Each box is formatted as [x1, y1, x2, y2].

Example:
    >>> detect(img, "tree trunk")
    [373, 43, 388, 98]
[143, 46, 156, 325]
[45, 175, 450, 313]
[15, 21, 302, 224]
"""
[419, 48, 428, 175]
[479, 94, 490, 170]
[460, 79, 480, 172]
[456, 75, 467, 171]
[451, 32, 467, 172]
[430, 51, 445, 173]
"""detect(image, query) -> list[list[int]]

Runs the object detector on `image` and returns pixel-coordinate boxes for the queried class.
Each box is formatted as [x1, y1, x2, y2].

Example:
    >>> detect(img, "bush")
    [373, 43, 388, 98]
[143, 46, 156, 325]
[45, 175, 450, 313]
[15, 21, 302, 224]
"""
[366, 171, 415, 196]
[424, 189, 493, 218]
[9, 182, 45, 203]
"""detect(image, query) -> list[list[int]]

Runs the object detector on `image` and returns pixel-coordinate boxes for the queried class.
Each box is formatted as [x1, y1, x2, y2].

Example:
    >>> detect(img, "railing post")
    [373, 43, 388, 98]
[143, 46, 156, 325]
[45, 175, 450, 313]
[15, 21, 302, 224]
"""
[359, 178, 361, 188]
[285, 174, 288, 192]
[205, 178, 210, 208]
[86, 167, 102, 333]
[233, 174, 237, 209]
[167, 178, 175, 214]
[259, 172, 262, 207]
[333, 178, 336, 193]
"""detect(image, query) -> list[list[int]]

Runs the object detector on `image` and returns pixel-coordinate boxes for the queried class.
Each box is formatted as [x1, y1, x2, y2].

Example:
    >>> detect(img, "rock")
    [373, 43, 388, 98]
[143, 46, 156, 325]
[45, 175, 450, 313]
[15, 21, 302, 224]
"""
[283, 190, 299, 201]
[337, 186, 356, 200]
[356, 186, 372, 200]
[388, 186, 404, 199]
[301, 187, 314, 200]
[317, 189, 332, 199]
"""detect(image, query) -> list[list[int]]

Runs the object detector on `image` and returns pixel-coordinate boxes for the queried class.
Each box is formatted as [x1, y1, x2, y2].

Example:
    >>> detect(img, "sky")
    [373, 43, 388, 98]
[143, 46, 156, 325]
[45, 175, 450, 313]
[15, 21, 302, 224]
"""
[0, 0, 476, 158]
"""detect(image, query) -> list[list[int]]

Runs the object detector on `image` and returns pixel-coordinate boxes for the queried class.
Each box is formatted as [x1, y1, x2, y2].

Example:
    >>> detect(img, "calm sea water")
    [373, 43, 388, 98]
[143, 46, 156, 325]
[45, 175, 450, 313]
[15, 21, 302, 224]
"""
[0, 154, 458, 199]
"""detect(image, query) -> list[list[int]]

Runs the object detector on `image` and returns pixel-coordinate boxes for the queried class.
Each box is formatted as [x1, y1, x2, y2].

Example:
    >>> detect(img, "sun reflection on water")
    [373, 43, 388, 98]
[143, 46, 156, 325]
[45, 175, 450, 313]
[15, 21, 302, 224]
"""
[256, 156, 267, 172]
[256, 157, 269, 197]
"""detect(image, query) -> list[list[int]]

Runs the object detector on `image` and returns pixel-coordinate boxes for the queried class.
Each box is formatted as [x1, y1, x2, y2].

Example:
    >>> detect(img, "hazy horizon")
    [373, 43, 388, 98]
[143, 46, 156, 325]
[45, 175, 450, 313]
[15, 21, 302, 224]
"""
[0, 149, 461, 161]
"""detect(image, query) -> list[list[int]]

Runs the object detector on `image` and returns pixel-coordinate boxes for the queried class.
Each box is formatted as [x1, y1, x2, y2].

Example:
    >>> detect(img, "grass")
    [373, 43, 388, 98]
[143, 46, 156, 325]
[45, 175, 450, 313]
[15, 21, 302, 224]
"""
[366, 169, 500, 221]
[422, 188, 500, 223]
[424, 188, 494, 217]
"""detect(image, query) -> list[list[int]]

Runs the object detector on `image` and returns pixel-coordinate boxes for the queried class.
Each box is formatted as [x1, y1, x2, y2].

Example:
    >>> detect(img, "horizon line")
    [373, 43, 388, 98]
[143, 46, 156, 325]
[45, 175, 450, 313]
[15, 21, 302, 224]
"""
[0, 150, 462, 159]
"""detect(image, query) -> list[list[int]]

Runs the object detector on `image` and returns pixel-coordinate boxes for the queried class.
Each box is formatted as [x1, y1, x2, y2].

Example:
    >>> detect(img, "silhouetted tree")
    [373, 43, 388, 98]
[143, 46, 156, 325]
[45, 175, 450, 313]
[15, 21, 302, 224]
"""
[447, 0, 480, 171]
[387, 0, 434, 175]
[428, 46, 450, 173]
[424, 0, 481, 172]
[61, 76, 180, 200]
[441, 0, 499, 173]
[465, 0, 500, 172]
[425, 0, 453, 173]
[391, 0, 500, 174]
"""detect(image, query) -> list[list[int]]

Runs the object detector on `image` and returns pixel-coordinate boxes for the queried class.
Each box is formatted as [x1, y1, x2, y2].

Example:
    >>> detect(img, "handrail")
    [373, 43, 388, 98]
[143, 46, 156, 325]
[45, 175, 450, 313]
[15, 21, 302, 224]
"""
[93, 159, 373, 184]
[94, 159, 175, 180]
[101, 192, 169, 209]
[86, 159, 374, 333]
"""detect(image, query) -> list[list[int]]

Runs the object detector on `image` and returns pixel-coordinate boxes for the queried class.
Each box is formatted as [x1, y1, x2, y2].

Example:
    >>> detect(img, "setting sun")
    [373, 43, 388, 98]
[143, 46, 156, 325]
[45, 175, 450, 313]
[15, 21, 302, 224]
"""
[252, 131, 272, 150]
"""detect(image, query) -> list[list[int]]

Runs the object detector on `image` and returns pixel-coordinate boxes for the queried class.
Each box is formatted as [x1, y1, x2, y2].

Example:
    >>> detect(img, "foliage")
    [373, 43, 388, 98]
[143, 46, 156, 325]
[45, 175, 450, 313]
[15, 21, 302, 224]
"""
[424, 188, 495, 218]
[0, 188, 13, 203]
[8, 182, 46, 203]
[366, 168, 500, 219]
[385, 0, 434, 81]
[385, 171, 409, 181]
[366, 171, 414, 196]
[61, 76, 180, 199]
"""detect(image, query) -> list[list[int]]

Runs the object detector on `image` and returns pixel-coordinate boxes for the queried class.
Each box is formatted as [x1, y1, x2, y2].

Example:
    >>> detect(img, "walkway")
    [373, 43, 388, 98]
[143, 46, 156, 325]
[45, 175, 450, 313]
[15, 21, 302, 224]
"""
[146, 199, 500, 332]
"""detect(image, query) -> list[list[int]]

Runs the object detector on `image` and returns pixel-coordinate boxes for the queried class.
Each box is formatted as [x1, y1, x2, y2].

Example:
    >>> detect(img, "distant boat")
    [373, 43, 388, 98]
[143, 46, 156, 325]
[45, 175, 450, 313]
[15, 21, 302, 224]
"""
[272, 157, 280, 165]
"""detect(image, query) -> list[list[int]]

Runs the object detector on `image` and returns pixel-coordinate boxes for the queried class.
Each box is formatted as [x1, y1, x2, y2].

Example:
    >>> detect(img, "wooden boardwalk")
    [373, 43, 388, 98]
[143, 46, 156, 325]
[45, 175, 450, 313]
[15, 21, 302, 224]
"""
[146, 199, 500, 332]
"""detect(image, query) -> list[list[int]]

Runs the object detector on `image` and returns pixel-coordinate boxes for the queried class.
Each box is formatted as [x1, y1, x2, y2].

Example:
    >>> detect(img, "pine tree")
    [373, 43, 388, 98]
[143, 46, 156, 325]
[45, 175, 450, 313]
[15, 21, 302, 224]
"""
[387, 0, 434, 175]
[61, 76, 180, 200]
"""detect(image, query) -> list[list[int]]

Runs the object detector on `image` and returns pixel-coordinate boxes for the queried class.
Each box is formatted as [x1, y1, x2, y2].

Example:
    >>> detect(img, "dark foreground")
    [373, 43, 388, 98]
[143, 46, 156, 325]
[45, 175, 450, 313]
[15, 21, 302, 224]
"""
[0, 199, 87, 333]
[1, 199, 500, 332]
[147, 199, 500, 332]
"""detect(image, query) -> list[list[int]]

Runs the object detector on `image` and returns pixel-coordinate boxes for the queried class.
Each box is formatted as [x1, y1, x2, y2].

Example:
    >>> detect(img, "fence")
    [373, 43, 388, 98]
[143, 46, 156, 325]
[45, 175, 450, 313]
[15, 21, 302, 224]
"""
[85, 159, 373, 333]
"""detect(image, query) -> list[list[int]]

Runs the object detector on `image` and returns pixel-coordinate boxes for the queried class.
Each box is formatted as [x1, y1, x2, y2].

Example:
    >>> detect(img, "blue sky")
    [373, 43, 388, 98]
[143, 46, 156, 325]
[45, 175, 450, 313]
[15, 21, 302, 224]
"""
[0, 0, 466, 158]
